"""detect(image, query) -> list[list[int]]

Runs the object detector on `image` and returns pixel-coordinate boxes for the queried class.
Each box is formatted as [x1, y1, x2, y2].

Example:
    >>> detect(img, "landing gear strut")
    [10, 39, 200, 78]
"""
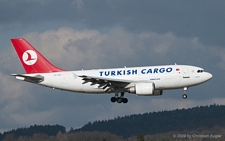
[182, 87, 188, 99]
[111, 92, 128, 103]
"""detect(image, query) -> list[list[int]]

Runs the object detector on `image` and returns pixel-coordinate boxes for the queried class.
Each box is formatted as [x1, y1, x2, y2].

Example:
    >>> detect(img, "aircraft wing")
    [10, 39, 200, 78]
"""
[79, 75, 133, 92]
[11, 74, 44, 83]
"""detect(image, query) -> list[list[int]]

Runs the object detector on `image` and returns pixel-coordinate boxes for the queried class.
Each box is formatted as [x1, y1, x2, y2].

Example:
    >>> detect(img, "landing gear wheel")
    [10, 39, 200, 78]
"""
[122, 98, 128, 103]
[182, 94, 187, 99]
[111, 97, 117, 102]
[117, 98, 123, 103]
[111, 92, 128, 103]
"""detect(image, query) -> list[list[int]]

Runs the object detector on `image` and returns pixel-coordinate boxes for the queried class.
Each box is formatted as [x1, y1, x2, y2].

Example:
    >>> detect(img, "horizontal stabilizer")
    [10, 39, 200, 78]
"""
[11, 74, 44, 83]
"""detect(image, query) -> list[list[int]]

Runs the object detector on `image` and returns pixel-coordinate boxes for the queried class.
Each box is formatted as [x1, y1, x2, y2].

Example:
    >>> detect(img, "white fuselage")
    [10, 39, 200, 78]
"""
[28, 65, 212, 94]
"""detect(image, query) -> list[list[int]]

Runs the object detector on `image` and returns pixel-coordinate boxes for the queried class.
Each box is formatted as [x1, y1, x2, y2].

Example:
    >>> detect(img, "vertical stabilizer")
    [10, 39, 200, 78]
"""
[11, 38, 64, 74]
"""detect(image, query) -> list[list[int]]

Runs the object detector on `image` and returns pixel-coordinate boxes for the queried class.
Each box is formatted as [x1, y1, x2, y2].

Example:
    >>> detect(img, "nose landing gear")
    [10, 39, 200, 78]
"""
[182, 87, 188, 99]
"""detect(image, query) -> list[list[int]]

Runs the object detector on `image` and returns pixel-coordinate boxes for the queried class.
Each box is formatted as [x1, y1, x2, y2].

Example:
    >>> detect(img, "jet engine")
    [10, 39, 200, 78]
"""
[128, 82, 163, 96]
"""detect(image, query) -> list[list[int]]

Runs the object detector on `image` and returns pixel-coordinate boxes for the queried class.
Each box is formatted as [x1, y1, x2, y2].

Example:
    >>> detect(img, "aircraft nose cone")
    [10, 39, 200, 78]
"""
[202, 72, 213, 82]
[208, 73, 213, 79]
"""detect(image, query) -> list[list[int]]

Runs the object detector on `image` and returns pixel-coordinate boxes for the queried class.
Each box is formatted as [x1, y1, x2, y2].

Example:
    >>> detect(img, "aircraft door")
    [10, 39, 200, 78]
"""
[183, 68, 190, 78]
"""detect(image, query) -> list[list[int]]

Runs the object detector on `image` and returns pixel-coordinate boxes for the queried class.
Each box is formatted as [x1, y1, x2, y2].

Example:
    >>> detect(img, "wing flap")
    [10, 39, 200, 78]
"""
[79, 75, 132, 92]
[80, 75, 132, 83]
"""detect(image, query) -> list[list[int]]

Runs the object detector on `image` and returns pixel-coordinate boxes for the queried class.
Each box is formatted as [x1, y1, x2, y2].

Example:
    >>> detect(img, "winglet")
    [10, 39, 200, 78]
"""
[11, 38, 64, 74]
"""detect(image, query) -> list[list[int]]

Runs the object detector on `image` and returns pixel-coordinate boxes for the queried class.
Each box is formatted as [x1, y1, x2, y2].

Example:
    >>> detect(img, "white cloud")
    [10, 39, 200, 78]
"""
[23, 27, 102, 70]
[21, 27, 225, 70]
[0, 72, 28, 103]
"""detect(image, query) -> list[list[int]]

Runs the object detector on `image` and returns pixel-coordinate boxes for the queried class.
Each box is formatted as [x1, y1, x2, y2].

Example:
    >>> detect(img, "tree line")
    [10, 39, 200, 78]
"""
[73, 104, 225, 137]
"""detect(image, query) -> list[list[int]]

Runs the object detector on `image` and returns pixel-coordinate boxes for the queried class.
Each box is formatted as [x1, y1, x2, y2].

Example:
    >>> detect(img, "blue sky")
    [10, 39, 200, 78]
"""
[0, 0, 224, 132]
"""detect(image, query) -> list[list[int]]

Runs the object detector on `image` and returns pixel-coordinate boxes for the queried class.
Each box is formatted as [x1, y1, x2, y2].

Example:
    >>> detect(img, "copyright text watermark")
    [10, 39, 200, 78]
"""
[173, 133, 222, 139]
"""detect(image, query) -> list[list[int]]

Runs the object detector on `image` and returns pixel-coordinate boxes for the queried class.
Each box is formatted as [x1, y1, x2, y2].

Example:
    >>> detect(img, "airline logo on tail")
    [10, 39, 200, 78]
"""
[22, 50, 37, 65]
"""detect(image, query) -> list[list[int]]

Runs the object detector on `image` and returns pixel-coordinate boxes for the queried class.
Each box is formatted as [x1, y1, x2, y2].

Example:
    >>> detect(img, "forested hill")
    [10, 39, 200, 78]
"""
[0, 125, 66, 140]
[1, 104, 225, 140]
[73, 104, 225, 138]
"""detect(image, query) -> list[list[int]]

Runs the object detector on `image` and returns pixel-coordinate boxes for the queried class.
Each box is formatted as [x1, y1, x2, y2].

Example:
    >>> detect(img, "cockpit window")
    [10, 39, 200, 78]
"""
[197, 70, 204, 73]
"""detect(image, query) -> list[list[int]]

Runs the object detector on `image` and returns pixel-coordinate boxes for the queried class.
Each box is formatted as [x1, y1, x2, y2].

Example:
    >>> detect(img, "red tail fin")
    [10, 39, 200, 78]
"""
[11, 38, 64, 74]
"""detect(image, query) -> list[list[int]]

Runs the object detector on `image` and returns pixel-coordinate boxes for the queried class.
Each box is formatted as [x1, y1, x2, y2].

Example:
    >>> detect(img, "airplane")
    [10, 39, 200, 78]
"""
[10, 38, 213, 103]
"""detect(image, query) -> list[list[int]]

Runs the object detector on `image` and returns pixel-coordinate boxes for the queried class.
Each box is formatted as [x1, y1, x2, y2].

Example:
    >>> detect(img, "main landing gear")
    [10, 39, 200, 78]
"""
[182, 87, 188, 99]
[111, 92, 128, 103]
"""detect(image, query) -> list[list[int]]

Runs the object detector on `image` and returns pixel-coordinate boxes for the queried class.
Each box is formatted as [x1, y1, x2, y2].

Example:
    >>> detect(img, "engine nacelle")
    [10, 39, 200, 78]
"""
[153, 89, 163, 96]
[128, 82, 163, 96]
[135, 83, 154, 95]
